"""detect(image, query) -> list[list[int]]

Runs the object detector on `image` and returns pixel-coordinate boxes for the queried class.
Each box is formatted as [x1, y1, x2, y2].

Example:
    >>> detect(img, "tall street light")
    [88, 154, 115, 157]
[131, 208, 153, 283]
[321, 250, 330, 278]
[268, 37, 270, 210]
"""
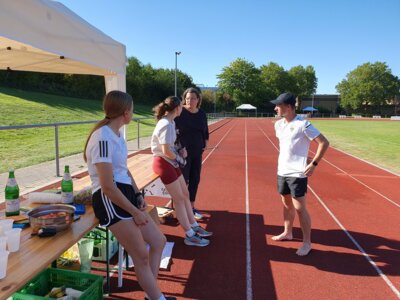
[174, 51, 181, 96]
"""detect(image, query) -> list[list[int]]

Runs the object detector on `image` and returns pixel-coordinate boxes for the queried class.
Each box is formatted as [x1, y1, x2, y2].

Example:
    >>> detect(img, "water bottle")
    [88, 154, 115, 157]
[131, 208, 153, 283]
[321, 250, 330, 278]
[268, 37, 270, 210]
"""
[5, 169, 20, 216]
[61, 165, 73, 204]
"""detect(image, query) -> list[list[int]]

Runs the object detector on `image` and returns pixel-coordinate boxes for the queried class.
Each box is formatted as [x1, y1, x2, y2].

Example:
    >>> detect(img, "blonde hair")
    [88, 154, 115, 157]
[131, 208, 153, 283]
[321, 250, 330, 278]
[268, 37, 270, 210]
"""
[182, 87, 202, 108]
[83, 90, 133, 162]
[152, 96, 181, 120]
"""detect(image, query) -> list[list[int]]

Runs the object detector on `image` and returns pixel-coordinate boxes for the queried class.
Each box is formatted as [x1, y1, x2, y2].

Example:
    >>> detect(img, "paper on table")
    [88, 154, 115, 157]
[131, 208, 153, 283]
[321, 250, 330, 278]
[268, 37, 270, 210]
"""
[28, 192, 62, 204]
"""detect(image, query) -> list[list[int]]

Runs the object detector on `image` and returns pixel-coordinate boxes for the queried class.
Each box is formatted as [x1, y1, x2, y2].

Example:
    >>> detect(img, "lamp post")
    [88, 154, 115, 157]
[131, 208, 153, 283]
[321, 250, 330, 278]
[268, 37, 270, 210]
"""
[174, 51, 181, 96]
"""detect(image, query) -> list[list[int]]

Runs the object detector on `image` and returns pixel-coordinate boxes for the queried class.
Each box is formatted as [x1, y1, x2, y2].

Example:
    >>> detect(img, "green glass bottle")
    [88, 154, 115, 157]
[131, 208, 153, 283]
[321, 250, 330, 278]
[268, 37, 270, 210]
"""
[61, 165, 73, 204]
[5, 169, 20, 216]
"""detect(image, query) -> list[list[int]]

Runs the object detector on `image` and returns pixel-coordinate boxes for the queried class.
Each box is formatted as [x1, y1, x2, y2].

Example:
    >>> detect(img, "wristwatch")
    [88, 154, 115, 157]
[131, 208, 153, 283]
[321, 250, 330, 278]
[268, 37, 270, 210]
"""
[312, 161, 318, 166]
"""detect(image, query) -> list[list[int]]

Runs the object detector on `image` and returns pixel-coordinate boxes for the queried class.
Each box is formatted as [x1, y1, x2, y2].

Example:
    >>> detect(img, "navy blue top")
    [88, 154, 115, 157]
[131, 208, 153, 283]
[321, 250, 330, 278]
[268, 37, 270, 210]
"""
[175, 108, 209, 155]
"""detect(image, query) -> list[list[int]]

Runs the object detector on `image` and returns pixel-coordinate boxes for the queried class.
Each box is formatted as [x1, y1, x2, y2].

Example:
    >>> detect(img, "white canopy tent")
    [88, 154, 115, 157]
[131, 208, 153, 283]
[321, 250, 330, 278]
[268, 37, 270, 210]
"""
[0, 0, 127, 92]
[236, 103, 257, 116]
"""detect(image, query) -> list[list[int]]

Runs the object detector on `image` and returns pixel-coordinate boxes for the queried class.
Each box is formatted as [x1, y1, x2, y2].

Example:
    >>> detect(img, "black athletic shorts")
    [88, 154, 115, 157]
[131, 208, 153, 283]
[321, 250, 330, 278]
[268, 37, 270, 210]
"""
[92, 182, 139, 227]
[277, 176, 308, 198]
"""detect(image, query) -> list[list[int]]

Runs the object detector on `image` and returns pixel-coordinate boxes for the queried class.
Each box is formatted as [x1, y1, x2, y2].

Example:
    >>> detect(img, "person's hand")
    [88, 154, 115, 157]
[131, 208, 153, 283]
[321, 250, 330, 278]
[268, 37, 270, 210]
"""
[304, 162, 316, 177]
[136, 194, 147, 211]
[176, 154, 186, 168]
[132, 210, 149, 226]
[179, 147, 187, 158]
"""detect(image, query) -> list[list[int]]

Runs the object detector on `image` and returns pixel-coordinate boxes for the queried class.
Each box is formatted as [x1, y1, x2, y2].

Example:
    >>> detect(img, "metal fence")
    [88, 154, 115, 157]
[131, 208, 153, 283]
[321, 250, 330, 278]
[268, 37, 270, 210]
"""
[0, 117, 154, 177]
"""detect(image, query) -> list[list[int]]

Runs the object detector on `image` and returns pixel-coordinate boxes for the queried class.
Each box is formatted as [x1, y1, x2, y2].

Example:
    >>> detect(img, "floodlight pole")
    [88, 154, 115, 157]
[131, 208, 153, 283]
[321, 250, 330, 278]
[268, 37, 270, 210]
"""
[174, 51, 181, 96]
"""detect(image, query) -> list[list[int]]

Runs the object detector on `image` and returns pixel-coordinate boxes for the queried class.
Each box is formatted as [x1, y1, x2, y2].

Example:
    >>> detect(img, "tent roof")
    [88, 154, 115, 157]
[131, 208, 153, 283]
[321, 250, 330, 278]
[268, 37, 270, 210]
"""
[236, 104, 257, 110]
[302, 106, 318, 112]
[0, 0, 126, 76]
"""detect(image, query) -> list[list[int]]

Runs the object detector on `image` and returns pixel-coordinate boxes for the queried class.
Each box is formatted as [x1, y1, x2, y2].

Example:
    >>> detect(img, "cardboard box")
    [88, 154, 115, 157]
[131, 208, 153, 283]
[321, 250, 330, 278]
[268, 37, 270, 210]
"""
[145, 204, 160, 225]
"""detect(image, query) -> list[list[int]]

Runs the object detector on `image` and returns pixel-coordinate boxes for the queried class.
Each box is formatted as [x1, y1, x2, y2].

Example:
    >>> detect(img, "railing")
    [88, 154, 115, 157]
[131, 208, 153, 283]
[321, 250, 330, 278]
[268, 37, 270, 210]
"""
[0, 117, 154, 177]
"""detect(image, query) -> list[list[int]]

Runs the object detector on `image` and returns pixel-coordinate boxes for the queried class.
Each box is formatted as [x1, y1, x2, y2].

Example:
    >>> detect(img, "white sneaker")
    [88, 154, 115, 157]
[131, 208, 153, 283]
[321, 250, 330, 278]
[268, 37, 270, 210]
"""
[192, 208, 203, 220]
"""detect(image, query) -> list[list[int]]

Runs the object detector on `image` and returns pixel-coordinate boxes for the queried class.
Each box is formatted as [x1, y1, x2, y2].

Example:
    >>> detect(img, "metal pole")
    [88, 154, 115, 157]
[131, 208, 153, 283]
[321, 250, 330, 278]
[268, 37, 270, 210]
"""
[214, 91, 216, 114]
[174, 51, 181, 96]
[137, 119, 140, 149]
[54, 125, 60, 177]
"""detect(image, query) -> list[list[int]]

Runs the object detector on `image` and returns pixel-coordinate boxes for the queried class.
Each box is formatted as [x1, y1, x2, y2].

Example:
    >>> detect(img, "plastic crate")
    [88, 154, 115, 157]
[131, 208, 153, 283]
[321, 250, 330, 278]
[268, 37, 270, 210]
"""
[86, 228, 118, 262]
[12, 268, 103, 300]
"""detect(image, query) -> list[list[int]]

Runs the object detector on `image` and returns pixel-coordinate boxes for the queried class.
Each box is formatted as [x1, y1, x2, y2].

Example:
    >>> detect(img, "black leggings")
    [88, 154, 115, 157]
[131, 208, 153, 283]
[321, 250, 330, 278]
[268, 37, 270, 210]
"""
[182, 153, 202, 203]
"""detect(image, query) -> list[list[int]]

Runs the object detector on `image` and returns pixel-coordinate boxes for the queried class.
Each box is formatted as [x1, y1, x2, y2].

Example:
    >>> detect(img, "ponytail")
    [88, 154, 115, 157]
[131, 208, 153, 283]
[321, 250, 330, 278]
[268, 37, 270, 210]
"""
[83, 118, 110, 162]
[83, 90, 133, 162]
[153, 96, 181, 120]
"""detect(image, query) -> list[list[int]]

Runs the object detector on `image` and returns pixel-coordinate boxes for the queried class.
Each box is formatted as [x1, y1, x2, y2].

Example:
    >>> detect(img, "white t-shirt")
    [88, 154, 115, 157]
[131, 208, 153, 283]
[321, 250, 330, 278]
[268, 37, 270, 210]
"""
[86, 126, 132, 193]
[275, 115, 320, 178]
[151, 117, 179, 166]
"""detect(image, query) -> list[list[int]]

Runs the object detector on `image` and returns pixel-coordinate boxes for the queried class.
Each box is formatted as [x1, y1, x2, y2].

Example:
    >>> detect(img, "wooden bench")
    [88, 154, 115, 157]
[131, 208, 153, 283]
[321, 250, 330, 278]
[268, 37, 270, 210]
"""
[0, 152, 171, 299]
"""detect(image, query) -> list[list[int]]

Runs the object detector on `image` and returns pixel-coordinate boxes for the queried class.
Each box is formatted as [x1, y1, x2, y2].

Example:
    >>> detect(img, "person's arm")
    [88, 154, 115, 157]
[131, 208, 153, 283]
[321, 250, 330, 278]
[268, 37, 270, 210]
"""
[95, 162, 148, 225]
[304, 133, 330, 176]
[204, 111, 209, 149]
[127, 170, 147, 210]
[161, 144, 186, 166]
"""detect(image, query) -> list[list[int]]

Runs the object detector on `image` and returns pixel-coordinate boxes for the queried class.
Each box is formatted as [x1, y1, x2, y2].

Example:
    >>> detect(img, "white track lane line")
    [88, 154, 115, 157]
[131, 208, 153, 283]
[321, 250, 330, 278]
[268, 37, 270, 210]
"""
[202, 120, 236, 164]
[245, 121, 253, 300]
[202, 119, 254, 299]
[309, 149, 400, 209]
[257, 124, 400, 299]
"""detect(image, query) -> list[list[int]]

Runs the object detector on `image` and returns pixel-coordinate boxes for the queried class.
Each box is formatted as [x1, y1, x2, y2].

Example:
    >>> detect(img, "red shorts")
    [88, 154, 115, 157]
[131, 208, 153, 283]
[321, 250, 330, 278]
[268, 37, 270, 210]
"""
[153, 156, 182, 185]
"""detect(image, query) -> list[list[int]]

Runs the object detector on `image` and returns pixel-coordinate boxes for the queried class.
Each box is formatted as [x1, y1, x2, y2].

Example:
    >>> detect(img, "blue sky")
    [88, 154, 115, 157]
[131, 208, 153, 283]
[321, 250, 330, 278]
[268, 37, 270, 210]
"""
[60, 0, 399, 94]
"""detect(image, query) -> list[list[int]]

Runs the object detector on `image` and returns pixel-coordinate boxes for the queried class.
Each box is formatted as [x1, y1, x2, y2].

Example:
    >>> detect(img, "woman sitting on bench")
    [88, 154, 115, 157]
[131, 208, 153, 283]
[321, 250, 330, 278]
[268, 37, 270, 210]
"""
[151, 96, 212, 247]
[84, 90, 175, 300]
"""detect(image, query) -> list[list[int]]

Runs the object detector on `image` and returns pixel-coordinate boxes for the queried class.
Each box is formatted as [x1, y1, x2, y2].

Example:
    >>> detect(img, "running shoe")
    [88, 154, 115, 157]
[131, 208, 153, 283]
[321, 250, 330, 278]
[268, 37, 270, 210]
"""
[192, 208, 203, 220]
[145, 297, 176, 300]
[184, 233, 210, 247]
[192, 225, 213, 237]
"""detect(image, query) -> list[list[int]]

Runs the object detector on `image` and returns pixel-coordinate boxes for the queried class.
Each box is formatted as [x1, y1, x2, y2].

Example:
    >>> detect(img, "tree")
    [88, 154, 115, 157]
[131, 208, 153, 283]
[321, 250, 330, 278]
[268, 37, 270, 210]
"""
[217, 58, 262, 106]
[336, 62, 400, 110]
[288, 65, 317, 97]
[259, 62, 294, 98]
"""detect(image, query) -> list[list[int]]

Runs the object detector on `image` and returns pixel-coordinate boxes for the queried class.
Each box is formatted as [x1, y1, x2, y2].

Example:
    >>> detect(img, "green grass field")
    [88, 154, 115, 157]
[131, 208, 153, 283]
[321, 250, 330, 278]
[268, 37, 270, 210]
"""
[311, 119, 400, 174]
[0, 87, 156, 173]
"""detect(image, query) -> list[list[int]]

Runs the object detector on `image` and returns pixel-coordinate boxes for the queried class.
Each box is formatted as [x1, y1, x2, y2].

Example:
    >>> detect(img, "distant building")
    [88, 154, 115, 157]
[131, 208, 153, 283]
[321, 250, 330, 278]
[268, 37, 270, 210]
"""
[197, 86, 218, 92]
[300, 94, 340, 113]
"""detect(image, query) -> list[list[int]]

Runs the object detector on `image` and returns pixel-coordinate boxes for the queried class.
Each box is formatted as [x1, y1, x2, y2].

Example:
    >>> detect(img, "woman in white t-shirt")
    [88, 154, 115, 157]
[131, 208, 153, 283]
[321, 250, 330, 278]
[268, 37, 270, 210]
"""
[84, 91, 175, 300]
[151, 96, 212, 247]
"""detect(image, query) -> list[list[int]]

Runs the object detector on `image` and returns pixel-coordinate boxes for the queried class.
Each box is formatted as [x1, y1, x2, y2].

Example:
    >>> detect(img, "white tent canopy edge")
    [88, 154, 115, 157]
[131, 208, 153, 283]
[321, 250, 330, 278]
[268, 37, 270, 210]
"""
[0, 0, 127, 93]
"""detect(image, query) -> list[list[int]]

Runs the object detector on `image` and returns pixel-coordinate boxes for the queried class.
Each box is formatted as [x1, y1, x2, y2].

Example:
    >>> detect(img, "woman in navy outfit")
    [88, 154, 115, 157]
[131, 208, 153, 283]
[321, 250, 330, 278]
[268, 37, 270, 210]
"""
[175, 88, 209, 220]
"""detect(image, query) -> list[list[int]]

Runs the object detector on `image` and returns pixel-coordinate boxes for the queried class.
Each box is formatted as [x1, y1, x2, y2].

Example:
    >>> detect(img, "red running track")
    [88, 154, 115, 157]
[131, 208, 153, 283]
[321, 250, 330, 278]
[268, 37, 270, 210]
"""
[105, 118, 400, 300]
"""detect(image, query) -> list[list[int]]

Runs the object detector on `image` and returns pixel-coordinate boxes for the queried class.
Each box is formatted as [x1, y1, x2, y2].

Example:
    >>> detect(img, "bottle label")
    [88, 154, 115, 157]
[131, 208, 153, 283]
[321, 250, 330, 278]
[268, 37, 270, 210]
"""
[61, 192, 74, 204]
[6, 199, 20, 213]
[7, 178, 17, 186]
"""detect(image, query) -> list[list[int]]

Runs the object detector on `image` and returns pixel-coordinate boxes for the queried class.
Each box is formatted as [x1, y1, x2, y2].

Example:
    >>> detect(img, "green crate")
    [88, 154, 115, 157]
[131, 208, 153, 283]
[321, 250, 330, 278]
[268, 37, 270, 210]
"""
[12, 268, 103, 300]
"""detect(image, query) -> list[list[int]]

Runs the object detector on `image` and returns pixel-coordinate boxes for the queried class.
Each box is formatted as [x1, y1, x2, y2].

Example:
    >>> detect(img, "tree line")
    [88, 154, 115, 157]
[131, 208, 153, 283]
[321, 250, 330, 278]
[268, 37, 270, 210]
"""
[0, 57, 398, 114]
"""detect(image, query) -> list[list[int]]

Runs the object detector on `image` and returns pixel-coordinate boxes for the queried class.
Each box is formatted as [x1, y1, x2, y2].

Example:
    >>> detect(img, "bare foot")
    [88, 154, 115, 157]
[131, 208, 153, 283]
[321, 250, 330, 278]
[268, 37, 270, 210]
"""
[271, 232, 293, 241]
[296, 243, 312, 256]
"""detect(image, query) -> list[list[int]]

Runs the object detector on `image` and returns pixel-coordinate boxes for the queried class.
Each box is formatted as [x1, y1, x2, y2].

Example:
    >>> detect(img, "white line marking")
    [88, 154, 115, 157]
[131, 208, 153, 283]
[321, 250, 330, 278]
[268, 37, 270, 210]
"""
[308, 185, 400, 299]
[257, 124, 400, 299]
[311, 151, 400, 209]
[332, 146, 400, 177]
[245, 121, 253, 300]
[202, 122, 236, 164]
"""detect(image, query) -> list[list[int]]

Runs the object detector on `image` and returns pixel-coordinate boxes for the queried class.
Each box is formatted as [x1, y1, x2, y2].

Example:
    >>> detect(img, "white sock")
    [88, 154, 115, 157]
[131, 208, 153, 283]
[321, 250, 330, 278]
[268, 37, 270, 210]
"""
[158, 295, 167, 300]
[191, 221, 199, 228]
[186, 228, 195, 237]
